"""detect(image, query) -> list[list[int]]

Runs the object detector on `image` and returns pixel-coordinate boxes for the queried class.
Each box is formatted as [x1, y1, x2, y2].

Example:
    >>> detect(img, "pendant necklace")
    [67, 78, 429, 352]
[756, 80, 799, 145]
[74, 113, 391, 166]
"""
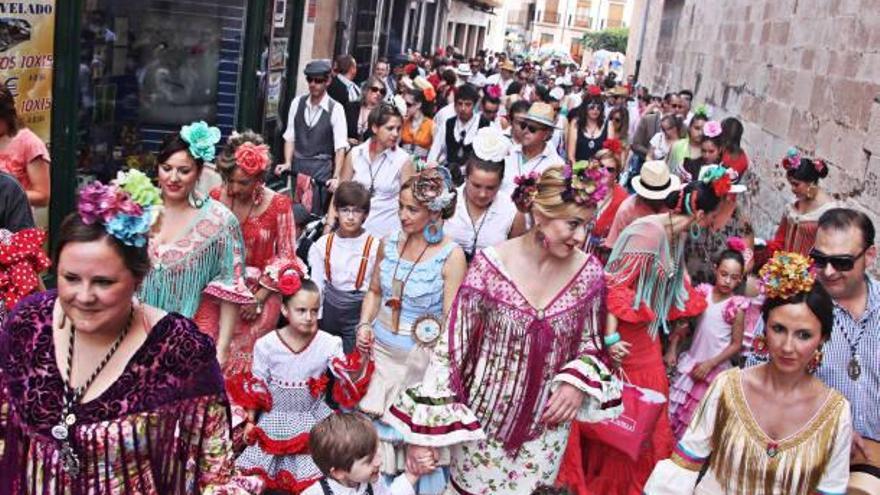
[367, 147, 389, 196]
[53, 308, 134, 475]
[465, 191, 490, 262]
[385, 235, 430, 332]
[840, 320, 867, 380]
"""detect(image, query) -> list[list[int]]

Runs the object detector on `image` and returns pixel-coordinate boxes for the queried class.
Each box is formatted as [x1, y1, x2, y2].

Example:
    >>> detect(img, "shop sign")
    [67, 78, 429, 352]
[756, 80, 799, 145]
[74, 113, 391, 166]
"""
[0, 0, 55, 142]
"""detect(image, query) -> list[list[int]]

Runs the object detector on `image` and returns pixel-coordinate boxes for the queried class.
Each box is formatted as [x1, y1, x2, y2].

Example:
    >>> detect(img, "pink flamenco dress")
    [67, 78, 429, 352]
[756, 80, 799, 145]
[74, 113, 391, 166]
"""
[208, 188, 306, 376]
[559, 218, 707, 495]
[667, 284, 747, 439]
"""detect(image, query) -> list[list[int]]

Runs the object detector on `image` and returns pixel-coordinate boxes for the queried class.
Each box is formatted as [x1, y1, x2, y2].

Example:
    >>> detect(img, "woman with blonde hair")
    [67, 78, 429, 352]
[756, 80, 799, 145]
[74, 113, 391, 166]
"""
[384, 164, 622, 494]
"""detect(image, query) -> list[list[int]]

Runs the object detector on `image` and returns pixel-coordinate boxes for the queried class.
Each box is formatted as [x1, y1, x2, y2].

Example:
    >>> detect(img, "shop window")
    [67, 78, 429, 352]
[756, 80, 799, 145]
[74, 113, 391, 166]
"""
[78, 0, 247, 183]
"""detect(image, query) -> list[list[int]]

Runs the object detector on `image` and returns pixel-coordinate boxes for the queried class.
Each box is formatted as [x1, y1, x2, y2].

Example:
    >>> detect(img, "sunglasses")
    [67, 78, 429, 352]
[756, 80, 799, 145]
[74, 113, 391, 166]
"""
[517, 121, 544, 133]
[809, 247, 868, 272]
[587, 103, 602, 110]
[369, 86, 387, 95]
[306, 76, 328, 84]
[611, 118, 622, 123]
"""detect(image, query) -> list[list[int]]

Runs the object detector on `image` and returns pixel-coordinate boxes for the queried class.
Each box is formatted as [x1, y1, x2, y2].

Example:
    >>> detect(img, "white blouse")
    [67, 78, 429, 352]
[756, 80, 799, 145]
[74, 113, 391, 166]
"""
[445, 184, 518, 259]
[350, 141, 409, 239]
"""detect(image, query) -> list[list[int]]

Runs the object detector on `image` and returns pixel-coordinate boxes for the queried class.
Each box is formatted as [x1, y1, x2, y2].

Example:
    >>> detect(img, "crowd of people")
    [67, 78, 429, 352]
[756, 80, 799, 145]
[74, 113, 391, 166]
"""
[0, 45, 877, 495]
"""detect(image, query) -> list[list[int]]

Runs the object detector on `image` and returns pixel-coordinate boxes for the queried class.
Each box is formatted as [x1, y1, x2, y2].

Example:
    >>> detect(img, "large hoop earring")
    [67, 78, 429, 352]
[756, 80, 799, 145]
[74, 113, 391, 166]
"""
[424, 220, 443, 244]
[689, 221, 703, 240]
[188, 191, 205, 209]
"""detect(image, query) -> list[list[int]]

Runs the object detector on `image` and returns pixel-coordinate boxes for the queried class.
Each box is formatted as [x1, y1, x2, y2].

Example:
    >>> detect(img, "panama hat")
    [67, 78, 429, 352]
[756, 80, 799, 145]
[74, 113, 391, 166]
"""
[455, 63, 473, 78]
[522, 102, 561, 129]
[632, 160, 681, 200]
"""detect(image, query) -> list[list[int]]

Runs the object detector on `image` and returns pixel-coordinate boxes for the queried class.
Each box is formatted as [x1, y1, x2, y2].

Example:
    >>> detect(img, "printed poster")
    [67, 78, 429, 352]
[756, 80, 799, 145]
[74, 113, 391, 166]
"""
[0, 1, 56, 142]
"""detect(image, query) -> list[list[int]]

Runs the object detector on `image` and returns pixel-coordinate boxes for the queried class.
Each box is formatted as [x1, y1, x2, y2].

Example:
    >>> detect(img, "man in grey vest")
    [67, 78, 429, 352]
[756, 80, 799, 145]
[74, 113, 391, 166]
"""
[276, 59, 349, 215]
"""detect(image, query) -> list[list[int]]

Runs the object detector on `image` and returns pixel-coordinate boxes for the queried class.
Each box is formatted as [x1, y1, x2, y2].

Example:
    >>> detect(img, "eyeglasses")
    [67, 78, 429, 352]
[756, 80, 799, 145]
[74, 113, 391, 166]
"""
[517, 121, 544, 134]
[369, 86, 387, 95]
[338, 207, 366, 217]
[809, 247, 868, 272]
[306, 76, 328, 84]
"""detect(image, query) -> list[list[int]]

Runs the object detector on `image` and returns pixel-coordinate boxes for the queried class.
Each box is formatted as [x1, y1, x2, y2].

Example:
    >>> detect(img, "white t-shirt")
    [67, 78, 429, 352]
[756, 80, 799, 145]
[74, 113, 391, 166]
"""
[300, 474, 415, 495]
[349, 141, 410, 239]
[283, 93, 349, 152]
[501, 141, 565, 194]
[445, 184, 518, 259]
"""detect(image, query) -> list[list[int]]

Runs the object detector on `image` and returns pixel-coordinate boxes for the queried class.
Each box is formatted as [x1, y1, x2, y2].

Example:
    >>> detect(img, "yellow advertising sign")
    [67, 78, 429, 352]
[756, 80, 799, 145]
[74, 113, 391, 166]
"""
[0, 1, 55, 142]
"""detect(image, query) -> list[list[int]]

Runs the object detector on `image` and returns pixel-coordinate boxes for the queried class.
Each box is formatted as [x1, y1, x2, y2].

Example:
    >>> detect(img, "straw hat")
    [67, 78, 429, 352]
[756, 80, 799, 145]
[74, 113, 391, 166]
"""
[632, 160, 681, 200]
[522, 102, 561, 129]
[500, 60, 516, 72]
[455, 63, 473, 77]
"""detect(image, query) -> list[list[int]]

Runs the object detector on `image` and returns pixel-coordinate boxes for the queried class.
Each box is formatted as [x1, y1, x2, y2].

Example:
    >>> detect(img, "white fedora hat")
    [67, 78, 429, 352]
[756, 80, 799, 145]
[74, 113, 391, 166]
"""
[632, 160, 681, 200]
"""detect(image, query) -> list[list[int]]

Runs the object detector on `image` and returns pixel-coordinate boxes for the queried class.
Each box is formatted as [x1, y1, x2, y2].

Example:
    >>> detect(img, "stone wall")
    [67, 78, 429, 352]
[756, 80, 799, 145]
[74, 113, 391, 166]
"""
[625, 0, 880, 255]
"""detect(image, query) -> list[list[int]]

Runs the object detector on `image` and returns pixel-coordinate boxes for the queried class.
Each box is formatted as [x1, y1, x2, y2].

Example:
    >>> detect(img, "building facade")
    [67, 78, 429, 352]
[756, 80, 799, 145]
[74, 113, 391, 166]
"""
[626, 0, 880, 268]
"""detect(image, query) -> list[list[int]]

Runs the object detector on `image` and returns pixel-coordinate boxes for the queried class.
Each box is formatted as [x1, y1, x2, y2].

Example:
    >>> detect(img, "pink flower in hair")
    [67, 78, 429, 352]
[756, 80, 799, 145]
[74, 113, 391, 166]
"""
[726, 236, 747, 253]
[485, 85, 502, 100]
[703, 120, 722, 138]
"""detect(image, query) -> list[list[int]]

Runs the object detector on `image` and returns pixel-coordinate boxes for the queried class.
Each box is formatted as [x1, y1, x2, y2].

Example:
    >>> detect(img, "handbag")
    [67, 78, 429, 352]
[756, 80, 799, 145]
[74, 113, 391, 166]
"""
[849, 438, 880, 495]
[582, 374, 667, 461]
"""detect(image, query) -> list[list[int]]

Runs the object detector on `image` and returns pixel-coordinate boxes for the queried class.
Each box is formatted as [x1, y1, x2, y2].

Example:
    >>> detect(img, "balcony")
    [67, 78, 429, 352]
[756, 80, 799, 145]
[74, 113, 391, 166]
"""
[573, 16, 591, 28]
[542, 11, 561, 24]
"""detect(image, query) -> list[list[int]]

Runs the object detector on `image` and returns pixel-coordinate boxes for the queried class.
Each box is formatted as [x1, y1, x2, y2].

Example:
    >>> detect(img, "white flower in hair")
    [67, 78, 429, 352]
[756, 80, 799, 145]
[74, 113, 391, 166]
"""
[428, 189, 455, 212]
[392, 94, 408, 117]
[472, 126, 512, 163]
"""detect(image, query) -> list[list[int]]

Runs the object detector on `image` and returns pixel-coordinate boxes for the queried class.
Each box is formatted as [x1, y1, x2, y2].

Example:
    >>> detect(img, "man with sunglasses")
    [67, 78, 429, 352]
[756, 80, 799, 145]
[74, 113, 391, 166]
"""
[500, 102, 564, 194]
[747, 208, 879, 475]
[278, 59, 349, 215]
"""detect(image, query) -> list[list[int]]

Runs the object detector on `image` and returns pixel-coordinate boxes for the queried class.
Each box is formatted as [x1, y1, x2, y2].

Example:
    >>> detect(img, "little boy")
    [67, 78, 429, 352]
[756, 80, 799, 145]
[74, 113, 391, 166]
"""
[304, 413, 435, 495]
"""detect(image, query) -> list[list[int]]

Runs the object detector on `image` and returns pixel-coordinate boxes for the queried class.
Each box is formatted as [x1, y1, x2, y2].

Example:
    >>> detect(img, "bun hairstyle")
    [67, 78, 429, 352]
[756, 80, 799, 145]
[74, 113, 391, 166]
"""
[216, 130, 272, 181]
[781, 147, 829, 183]
[511, 165, 594, 218]
[664, 181, 724, 216]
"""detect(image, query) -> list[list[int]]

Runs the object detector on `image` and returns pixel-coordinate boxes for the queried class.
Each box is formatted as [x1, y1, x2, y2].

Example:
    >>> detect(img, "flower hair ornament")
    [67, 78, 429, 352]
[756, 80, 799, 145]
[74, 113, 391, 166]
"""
[726, 236, 747, 253]
[561, 160, 610, 207]
[277, 265, 305, 296]
[77, 169, 163, 247]
[413, 76, 436, 102]
[485, 84, 503, 100]
[587, 85, 603, 97]
[234, 142, 271, 176]
[511, 171, 540, 212]
[781, 147, 802, 171]
[472, 126, 512, 163]
[703, 120, 723, 138]
[180, 121, 222, 162]
[758, 251, 815, 300]
[697, 164, 738, 197]
[693, 104, 711, 120]
[602, 138, 623, 156]
[412, 167, 455, 213]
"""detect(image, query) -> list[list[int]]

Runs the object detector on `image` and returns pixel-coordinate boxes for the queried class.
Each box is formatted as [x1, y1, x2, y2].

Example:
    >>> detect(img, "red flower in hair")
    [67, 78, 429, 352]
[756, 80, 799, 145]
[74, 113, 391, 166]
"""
[235, 142, 270, 176]
[587, 85, 602, 97]
[712, 174, 732, 197]
[277, 268, 302, 296]
[814, 159, 826, 174]
[485, 85, 502, 100]
[404, 63, 417, 76]
[422, 85, 436, 102]
[603, 138, 623, 155]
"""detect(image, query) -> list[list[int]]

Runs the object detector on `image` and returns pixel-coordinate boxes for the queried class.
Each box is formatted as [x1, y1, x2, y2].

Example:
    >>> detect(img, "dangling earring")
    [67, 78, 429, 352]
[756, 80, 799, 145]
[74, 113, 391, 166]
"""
[252, 183, 265, 206]
[807, 349, 823, 374]
[536, 228, 550, 250]
[806, 185, 818, 200]
[752, 335, 768, 356]
[188, 191, 205, 209]
[424, 219, 443, 244]
[689, 221, 703, 240]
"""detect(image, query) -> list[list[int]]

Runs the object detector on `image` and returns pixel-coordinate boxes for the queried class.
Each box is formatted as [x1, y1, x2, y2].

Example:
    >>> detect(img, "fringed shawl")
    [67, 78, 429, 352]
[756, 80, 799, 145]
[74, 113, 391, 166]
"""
[697, 369, 847, 495]
[140, 199, 253, 318]
[0, 291, 248, 494]
[605, 218, 689, 338]
[447, 250, 606, 453]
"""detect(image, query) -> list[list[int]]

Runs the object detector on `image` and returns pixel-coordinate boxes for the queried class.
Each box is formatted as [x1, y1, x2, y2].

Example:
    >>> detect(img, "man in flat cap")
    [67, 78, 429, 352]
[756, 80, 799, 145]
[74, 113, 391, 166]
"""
[277, 59, 349, 215]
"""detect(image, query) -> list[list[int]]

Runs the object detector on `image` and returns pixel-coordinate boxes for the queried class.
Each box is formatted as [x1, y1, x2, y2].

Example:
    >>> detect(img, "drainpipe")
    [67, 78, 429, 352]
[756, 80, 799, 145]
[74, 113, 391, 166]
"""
[634, 0, 650, 84]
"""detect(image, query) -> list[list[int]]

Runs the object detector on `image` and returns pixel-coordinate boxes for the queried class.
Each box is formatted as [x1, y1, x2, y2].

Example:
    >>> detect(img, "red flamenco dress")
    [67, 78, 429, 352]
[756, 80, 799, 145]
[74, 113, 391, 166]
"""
[558, 219, 707, 495]
[584, 183, 629, 265]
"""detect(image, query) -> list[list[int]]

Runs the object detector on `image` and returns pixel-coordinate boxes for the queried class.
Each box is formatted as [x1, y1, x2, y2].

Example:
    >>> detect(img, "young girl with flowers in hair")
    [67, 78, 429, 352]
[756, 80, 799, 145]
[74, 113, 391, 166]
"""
[665, 238, 749, 439]
[233, 266, 374, 493]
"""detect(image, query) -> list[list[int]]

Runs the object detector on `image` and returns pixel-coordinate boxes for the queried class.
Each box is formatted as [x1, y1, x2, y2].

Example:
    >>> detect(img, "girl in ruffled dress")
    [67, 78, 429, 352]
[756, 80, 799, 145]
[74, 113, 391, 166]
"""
[666, 244, 748, 439]
[231, 267, 374, 493]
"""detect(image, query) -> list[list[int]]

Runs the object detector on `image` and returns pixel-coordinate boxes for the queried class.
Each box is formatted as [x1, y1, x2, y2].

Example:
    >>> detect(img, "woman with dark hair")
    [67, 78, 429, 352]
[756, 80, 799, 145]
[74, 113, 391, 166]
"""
[645, 252, 851, 495]
[139, 122, 253, 367]
[338, 103, 415, 238]
[445, 127, 526, 262]
[567, 94, 607, 162]
[0, 175, 259, 493]
[0, 85, 50, 207]
[356, 167, 466, 494]
[584, 144, 629, 264]
[769, 148, 838, 256]
[682, 119, 723, 181]
[720, 117, 748, 176]
[573, 167, 742, 494]
[401, 82, 435, 160]
[208, 130, 305, 375]
[607, 105, 630, 146]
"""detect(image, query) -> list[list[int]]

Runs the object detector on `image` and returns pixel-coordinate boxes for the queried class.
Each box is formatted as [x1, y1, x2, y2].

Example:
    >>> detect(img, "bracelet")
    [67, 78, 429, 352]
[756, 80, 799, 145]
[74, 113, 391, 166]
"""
[603, 332, 622, 347]
[356, 322, 373, 331]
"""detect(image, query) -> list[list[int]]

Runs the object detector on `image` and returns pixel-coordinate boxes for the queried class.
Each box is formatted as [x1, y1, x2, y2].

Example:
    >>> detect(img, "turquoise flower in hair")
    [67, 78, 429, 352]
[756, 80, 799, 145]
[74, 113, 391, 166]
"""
[180, 121, 222, 162]
[105, 212, 152, 247]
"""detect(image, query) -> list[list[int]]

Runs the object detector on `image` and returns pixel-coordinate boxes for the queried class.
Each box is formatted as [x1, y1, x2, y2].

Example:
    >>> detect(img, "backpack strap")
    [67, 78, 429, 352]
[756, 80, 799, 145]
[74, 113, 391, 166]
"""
[324, 232, 335, 285]
[354, 235, 375, 291]
[318, 477, 333, 495]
